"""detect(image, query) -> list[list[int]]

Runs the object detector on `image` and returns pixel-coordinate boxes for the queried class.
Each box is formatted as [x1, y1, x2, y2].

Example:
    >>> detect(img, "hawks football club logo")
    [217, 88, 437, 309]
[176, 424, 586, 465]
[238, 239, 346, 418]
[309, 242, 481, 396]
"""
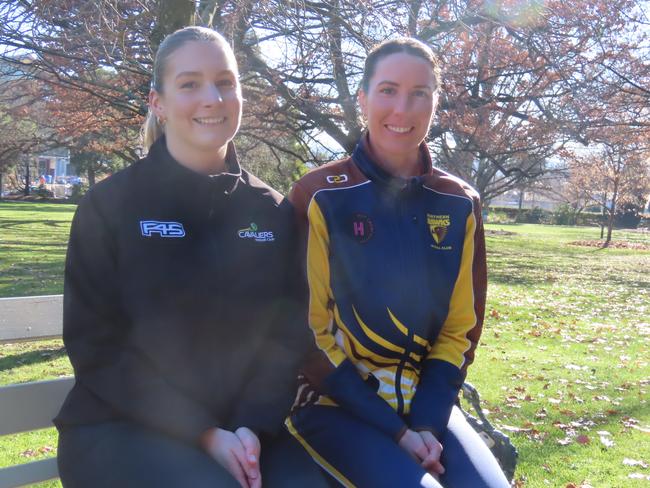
[427, 214, 450, 244]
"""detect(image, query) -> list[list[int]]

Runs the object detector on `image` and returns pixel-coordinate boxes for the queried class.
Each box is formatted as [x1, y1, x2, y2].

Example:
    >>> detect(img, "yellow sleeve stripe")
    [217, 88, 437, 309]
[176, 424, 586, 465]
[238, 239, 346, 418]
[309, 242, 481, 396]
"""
[306, 200, 347, 367]
[428, 212, 477, 367]
[387, 308, 431, 349]
[353, 306, 405, 354]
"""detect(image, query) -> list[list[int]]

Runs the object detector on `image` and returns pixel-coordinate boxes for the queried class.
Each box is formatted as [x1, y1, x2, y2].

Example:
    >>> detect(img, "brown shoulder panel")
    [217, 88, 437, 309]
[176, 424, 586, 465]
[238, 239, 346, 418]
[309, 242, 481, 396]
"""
[288, 157, 367, 219]
[423, 168, 480, 204]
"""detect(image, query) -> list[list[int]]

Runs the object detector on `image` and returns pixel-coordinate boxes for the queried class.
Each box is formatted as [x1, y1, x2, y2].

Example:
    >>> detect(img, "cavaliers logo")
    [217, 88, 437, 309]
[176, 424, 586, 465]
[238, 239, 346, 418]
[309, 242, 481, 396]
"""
[427, 214, 450, 245]
[351, 213, 374, 243]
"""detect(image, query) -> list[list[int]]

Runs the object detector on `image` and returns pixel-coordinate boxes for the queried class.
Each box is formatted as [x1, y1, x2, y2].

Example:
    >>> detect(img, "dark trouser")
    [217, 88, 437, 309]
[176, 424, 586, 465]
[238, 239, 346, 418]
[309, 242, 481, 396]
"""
[286, 405, 510, 488]
[58, 421, 330, 488]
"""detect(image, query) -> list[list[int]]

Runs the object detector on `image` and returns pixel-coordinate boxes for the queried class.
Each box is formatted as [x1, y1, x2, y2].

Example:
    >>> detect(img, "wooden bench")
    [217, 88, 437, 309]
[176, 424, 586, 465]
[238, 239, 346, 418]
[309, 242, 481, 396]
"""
[0, 295, 71, 488]
[0, 295, 517, 487]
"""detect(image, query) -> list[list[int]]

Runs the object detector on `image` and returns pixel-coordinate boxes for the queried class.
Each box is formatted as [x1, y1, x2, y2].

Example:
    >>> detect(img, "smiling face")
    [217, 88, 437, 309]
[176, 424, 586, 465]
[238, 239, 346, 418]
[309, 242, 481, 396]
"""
[149, 40, 242, 173]
[358, 52, 439, 176]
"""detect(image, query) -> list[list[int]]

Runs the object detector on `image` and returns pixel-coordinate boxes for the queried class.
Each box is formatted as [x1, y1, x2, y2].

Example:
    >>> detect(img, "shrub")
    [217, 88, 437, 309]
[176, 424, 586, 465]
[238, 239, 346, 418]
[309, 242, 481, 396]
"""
[552, 204, 577, 225]
[69, 183, 88, 202]
[515, 206, 549, 224]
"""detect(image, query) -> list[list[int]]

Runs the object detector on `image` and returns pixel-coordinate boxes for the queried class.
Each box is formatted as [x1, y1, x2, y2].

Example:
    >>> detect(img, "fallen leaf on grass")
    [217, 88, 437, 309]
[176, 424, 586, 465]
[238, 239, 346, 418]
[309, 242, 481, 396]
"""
[20, 446, 54, 458]
[623, 458, 649, 468]
[598, 431, 614, 448]
[500, 425, 532, 433]
[576, 435, 590, 444]
[628, 473, 650, 480]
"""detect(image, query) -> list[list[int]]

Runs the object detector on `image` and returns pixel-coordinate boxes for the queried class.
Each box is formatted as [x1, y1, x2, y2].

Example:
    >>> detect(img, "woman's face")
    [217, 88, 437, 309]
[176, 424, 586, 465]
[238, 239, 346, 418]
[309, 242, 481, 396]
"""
[150, 40, 242, 165]
[359, 52, 438, 165]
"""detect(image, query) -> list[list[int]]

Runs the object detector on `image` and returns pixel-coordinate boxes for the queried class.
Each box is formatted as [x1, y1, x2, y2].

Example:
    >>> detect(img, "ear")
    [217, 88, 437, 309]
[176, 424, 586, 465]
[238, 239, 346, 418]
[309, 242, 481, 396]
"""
[358, 89, 368, 119]
[149, 89, 165, 119]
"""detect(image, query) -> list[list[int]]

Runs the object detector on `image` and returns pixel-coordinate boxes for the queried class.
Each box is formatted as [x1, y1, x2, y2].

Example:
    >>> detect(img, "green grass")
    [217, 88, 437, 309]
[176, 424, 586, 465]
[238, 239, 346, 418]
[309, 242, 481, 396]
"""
[0, 201, 75, 297]
[1, 202, 649, 487]
[471, 224, 650, 487]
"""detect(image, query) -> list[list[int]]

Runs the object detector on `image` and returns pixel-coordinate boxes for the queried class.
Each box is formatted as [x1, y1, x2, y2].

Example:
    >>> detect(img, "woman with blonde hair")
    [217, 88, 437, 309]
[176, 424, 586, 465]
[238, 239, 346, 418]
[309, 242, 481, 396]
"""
[55, 26, 325, 488]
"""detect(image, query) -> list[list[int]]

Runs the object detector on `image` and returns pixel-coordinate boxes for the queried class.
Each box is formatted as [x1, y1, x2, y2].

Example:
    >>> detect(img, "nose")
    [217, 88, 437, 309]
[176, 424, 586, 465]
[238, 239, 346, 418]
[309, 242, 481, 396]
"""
[203, 84, 223, 105]
[393, 93, 410, 114]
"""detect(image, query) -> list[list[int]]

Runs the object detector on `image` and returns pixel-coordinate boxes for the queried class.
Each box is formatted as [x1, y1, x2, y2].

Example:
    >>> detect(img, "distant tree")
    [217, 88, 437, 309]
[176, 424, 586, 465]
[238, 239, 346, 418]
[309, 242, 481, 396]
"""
[567, 135, 650, 245]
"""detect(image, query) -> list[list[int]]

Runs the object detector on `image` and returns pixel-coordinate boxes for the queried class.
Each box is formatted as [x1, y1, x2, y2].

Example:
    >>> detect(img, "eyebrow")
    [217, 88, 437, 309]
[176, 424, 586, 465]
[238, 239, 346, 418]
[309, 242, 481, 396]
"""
[376, 80, 432, 90]
[175, 70, 235, 79]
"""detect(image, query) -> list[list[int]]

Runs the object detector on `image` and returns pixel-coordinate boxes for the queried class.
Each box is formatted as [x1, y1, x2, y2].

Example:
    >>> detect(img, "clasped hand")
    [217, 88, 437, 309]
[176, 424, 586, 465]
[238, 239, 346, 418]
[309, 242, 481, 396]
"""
[398, 428, 445, 477]
[201, 426, 261, 488]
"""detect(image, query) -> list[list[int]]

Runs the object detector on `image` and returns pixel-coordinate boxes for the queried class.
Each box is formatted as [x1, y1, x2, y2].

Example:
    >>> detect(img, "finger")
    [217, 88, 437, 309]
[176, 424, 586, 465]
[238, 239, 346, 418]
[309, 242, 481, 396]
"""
[225, 452, 249, 488]
[230, 441, 259, 482]
[248, 472, 262, 488]
[422, 457, 446, 475]
[235, 427, 261, 461]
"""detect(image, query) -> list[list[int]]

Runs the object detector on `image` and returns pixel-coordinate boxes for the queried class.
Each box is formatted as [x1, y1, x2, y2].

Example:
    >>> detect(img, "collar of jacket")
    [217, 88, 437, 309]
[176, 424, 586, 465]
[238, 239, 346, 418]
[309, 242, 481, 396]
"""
[351, 133, 434, 195]
[149, 135, 243, 195]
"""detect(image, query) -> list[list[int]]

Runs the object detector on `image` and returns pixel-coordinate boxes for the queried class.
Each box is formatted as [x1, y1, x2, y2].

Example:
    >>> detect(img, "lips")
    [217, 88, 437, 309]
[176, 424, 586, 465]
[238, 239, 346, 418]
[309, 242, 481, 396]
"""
[193, 117, 226, 125]
[385, 124, 413, 134]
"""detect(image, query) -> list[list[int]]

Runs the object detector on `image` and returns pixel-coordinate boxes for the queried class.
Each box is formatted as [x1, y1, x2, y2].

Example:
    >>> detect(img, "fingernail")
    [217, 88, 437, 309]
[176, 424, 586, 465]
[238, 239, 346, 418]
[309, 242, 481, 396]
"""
[248, 454, 256, 463]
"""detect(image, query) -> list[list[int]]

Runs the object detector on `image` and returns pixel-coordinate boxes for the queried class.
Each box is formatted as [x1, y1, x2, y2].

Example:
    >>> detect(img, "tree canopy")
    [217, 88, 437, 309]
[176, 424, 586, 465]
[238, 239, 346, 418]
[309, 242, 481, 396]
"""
[0, 0, 648, 199]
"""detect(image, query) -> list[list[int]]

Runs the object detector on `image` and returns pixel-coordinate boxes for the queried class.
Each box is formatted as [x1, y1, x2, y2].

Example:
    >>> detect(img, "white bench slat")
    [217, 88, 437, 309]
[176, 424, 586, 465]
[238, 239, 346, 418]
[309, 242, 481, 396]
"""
[0, 378, 74, 436]
[0, 457, 59, 488]
[0, 295, 63, 343]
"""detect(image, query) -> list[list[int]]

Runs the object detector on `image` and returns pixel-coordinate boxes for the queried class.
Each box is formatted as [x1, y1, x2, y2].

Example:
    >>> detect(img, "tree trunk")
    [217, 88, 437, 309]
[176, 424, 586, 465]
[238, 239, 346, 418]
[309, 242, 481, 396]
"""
[604, 180, 620, 247]
[87, 167, 96, 187]
[0, 172, 3, 200]
[150, 0, 196, 52]
[24, 159, 30, 196]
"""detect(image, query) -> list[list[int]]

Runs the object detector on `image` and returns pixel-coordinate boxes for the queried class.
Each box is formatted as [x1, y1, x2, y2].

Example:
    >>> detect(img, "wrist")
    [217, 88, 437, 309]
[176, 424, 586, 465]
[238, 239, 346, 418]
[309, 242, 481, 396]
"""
[199, 427, 219, 450]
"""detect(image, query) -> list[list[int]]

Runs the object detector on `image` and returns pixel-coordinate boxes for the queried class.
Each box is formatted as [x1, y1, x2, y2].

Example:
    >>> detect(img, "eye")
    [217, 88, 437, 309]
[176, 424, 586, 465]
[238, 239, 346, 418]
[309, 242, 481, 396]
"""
[216, 79, 235, 89]
[412, 89, 430, 98]
[379, 86, 395, 95]
[180, 80, 198, 89]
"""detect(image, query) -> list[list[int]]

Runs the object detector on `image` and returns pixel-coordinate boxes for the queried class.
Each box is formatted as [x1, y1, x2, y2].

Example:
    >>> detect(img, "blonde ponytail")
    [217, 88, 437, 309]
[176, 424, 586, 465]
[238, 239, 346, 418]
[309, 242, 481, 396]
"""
[142, 110, 164, 152]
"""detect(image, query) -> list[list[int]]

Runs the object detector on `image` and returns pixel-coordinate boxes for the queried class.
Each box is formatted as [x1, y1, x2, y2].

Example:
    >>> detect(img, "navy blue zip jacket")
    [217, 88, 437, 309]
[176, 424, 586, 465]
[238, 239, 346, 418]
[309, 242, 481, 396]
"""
[287, 136, 487, 441]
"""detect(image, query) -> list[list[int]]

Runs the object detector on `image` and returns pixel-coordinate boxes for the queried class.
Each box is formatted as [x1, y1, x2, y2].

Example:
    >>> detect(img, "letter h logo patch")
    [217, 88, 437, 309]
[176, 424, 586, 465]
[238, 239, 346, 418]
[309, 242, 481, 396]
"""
[351, 213, 373, 244]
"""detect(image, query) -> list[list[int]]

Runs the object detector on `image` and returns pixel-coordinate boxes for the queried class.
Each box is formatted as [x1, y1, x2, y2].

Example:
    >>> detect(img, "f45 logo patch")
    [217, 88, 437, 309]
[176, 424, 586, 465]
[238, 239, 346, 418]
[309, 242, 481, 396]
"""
[140, 220, 186, 238]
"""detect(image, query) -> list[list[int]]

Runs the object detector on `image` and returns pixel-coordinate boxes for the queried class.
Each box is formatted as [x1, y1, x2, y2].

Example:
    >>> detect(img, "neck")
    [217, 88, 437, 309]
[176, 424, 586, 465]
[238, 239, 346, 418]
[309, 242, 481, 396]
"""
[165, 137, 229, 175]
[366, 135, 421, 179]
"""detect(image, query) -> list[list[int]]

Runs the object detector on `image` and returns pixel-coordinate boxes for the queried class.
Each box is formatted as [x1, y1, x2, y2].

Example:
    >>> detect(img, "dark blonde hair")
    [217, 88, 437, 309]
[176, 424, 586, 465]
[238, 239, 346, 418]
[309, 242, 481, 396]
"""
[142, 26, 237, 150]
[360, 37, 441, 93]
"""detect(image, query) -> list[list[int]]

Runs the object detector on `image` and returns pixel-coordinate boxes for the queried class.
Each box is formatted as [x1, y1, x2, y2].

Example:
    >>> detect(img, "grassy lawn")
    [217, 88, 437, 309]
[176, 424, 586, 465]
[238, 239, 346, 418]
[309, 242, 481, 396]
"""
[0, 201, 648, 487]
[0, 201, 75, 297]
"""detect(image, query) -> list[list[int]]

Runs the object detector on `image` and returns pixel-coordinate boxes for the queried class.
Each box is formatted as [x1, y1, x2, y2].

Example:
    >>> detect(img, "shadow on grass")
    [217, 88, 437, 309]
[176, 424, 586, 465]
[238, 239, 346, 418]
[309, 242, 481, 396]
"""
[0, 220, 68, 229]
[0, 202, 76, 213]
[0, 347, 67, 372]
[0, 240, 68, 248]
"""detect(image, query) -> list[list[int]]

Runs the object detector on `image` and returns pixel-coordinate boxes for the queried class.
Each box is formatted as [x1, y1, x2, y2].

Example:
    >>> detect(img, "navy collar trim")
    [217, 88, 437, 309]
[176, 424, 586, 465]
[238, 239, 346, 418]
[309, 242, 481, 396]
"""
[351, 134, 433, 193]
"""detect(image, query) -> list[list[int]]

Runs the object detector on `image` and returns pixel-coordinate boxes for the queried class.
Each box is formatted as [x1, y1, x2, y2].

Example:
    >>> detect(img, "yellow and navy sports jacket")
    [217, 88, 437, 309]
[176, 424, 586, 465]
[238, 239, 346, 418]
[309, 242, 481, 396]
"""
[288, 137, 487, 441]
